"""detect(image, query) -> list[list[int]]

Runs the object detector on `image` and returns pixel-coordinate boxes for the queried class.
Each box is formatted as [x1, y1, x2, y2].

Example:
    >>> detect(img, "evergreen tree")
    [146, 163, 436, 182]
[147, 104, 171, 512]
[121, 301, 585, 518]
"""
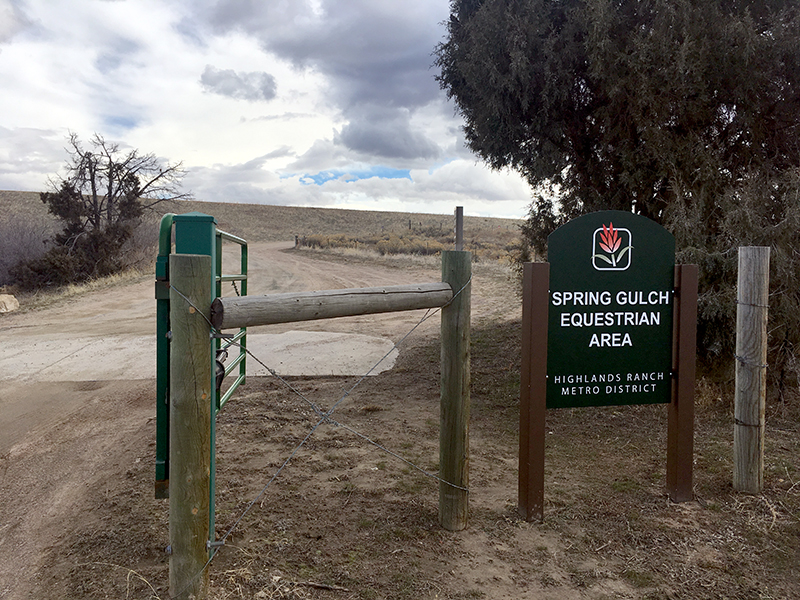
[436, 0, 800, 393]
[13, 133, 190, 287]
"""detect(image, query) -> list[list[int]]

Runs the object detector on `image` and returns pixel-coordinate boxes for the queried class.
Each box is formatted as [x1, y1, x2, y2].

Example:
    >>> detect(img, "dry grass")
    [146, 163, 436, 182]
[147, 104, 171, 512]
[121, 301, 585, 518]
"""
[0, 191, 59, 284]
[8, 268, 150, 313]
[0, 189, 524, 299]
[0, 190, 54, 220]
[155, 198, 523, 247]
[296, 228, 519, 263]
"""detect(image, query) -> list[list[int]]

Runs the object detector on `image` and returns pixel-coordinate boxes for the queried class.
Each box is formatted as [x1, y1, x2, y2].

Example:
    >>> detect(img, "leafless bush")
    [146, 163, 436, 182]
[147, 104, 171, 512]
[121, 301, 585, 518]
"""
[0, 217, 55, 287]
[120, 213, 161, 271]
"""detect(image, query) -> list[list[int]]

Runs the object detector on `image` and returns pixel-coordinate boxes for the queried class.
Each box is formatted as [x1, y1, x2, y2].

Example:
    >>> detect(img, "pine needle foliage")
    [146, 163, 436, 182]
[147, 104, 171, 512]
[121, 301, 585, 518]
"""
[435, 0, 800, 394]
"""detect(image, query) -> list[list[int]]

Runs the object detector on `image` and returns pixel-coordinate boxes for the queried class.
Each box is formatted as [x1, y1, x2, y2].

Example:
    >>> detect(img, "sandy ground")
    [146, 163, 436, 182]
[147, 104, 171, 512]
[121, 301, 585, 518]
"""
[0, 242, 439, 454]
[0, 242, 517, 599]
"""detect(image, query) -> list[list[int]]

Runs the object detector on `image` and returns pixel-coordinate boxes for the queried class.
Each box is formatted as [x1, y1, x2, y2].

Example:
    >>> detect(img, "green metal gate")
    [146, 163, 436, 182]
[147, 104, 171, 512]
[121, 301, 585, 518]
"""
[154, 212, 248, 543]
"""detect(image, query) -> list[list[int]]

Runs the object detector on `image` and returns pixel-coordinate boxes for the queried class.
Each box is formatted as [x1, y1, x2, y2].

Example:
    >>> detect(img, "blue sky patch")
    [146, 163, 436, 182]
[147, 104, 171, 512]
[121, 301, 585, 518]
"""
[104, 115, 139, 133]
[299, 166, 412, 186]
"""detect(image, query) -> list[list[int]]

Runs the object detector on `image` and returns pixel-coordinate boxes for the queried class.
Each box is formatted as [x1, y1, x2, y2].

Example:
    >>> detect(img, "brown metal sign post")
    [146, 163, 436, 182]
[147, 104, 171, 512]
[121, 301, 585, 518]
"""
[518, 263, 549, 522]
[667, 265, 698, 502]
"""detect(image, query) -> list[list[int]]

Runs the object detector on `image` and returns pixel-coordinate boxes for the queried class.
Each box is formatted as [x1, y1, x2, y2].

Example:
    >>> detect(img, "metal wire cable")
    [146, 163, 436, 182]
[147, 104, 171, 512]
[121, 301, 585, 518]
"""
[215, 415, 325, 548]
[172, 420, 326, 598]
[228, 340, 325, 417]
[326, 416, 469, 492]
[167, 274, 473, 593]
[205, 305, 446, 559]
[734, 353, 768, 369]
[214, 272, 470, 422]
[168, 284, 216, 330]
[736, 300, 769, 309]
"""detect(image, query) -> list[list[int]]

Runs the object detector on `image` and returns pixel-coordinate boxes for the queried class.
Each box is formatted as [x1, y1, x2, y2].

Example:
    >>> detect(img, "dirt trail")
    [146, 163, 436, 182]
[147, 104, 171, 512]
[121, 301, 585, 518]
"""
[0, 242, 518, 600]
[0, 242, 448, 452]
[3, 243, 791, 600]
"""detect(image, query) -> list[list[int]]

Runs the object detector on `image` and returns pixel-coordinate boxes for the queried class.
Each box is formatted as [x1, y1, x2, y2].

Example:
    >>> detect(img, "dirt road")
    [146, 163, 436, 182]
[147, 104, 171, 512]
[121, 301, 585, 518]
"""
[2, 241, 794, 600]
[0, 242, 515, 599]
[0, 242, 446, 452]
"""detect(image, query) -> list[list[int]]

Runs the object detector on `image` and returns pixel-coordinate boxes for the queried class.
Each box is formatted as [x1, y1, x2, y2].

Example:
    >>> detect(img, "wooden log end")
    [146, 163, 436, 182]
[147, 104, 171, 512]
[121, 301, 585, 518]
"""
[210, 297, 224, 329]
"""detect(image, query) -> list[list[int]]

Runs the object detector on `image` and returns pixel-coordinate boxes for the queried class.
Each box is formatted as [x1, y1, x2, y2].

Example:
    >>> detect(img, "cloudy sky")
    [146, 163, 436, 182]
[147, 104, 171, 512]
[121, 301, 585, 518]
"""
[0, 0, 531, 218]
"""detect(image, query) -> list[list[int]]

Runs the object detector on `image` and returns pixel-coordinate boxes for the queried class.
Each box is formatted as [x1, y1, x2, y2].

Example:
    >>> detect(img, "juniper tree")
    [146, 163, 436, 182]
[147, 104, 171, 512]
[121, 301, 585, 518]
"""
[436, 0, 800, 393]
[13, 133, 190, 287]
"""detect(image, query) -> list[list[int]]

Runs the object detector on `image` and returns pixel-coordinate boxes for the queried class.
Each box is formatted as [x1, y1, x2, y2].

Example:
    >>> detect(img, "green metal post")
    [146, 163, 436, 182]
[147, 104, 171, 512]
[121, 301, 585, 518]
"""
[239, 242, 248, 385]
[216, 230, 248, 410]
[155, 213, 175, 498]
[214, 233, 223, 411]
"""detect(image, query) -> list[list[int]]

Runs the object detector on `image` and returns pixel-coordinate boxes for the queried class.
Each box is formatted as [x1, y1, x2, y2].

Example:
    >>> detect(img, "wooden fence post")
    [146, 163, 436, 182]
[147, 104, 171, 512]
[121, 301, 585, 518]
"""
[734, 246, 770, 494]
[440, 250, 471, 531]
[169, 254, 212, 600]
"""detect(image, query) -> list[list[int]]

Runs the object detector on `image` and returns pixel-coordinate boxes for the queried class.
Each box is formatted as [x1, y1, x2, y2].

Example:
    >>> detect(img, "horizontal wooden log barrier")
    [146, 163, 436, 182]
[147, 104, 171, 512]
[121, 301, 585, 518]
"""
[211, 282, 454, 330]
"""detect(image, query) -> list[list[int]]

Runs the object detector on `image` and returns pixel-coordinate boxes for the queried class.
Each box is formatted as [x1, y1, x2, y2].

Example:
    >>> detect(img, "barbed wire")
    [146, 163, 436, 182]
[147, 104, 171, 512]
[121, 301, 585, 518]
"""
[734, 353, 768, 369]
[167, 274, 472, 595]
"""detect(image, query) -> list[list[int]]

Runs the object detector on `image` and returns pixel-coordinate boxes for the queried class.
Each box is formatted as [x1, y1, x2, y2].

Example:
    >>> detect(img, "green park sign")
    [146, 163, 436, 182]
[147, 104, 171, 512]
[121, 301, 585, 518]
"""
[546, 211, 675, 408]
[519, 210, 696, 521]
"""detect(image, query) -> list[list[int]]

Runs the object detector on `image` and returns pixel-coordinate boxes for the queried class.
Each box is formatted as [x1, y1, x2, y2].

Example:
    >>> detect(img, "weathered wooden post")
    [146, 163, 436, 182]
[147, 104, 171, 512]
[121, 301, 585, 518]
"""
[454, 206, 464, 251]
[169, 253, 212, 599]
[211, 283, 453, 329]
[734, 246, 770, 493]
[440, 250, 471, 530]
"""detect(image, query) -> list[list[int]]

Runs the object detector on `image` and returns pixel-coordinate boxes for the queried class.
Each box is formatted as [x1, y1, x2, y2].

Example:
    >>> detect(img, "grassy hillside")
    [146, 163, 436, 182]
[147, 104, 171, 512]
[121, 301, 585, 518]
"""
[0, 191, 522, 246]
[0, 190, 55, 223]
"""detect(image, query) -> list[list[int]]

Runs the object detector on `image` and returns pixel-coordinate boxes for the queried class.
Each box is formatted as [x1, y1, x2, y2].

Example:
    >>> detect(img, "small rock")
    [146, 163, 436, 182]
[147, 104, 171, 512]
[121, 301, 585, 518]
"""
[0, 294, 20, 313]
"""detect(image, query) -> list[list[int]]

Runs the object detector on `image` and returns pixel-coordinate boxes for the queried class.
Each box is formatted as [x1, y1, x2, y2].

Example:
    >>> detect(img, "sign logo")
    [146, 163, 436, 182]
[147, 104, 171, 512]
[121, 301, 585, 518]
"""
[592, 222, 632, 271]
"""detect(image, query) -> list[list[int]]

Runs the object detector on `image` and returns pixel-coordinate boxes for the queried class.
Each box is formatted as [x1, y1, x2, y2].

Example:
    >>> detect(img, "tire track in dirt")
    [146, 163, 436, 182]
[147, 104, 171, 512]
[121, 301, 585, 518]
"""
[0, 243, 518, 600]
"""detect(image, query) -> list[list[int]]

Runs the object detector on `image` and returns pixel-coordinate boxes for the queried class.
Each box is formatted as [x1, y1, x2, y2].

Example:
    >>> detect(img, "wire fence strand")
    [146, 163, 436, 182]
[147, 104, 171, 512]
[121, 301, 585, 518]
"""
[167, 276, 472, 594]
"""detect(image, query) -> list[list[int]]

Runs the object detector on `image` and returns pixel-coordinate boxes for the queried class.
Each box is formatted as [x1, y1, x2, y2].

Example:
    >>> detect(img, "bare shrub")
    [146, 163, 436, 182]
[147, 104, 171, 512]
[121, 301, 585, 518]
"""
[120, 213, 161, 271]
[0, 217, 55, 287]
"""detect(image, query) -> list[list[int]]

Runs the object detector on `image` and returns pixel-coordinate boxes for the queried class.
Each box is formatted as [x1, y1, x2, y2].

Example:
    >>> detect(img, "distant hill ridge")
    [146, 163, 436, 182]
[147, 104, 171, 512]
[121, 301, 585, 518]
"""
[0, 190, 522, 245]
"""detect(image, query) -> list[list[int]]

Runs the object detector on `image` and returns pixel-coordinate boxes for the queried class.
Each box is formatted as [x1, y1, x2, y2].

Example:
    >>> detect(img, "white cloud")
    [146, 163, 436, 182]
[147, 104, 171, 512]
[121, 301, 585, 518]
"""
[184, 152, 529, 219]
[0, 0, 31, 44]
[0, 0, 533, 219]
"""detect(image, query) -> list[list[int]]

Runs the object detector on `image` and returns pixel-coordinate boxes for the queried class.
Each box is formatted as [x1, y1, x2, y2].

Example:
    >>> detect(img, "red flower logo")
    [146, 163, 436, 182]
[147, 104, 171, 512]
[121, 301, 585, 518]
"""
[599, 223, 621, 253]
[593, 222, 632, 269]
